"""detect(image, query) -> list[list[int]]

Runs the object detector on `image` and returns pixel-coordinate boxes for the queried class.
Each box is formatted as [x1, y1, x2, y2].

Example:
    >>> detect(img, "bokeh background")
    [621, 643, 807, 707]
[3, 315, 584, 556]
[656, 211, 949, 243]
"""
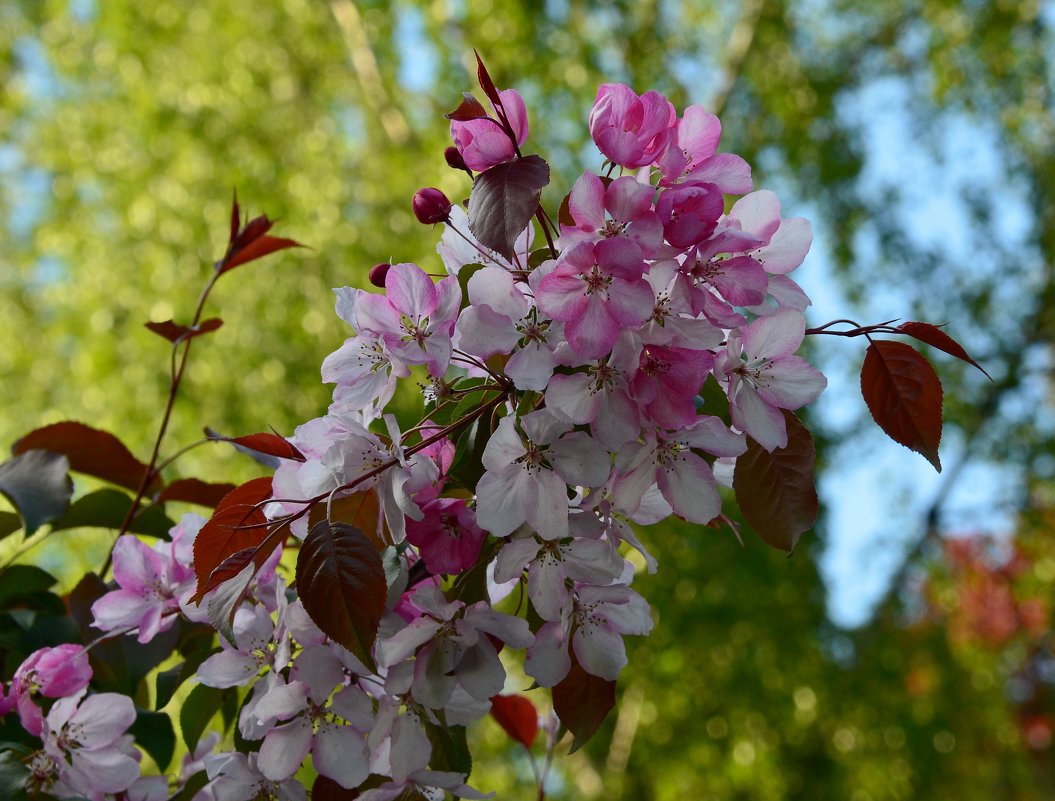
[2, 0, 1054, 798]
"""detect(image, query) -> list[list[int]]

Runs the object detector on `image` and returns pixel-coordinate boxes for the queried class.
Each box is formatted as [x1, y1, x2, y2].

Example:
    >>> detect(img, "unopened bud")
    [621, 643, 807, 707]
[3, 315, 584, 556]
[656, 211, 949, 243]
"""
[412, 188, 453, 225]
[369, 262, 391, 288]
[444, 146, 468, 172]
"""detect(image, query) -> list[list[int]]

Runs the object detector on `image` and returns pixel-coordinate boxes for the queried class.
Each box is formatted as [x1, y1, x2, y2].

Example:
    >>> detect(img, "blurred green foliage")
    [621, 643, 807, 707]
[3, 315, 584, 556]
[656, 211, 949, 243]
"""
[1, 0, 1053, 798]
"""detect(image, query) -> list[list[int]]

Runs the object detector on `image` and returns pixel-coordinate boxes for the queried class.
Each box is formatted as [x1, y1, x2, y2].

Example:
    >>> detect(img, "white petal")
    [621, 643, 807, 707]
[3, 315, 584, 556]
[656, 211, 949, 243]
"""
[314, 723, 369, 789]
[258, 717, 313, 781]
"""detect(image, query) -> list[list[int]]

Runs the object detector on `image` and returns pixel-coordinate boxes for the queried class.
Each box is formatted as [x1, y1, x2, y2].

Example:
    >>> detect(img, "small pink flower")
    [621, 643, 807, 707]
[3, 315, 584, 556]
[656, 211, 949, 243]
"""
[589, 84, 675, 168]
[535, 239, 653, 360]
[449, 88, 529, 172]
[405, 498, 486, 575]
[559, 172, 663, 257]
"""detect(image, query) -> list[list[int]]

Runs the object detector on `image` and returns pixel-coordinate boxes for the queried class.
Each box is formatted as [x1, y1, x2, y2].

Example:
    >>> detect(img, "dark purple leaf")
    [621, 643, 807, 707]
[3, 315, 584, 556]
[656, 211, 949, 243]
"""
[467, 155, 549, 260]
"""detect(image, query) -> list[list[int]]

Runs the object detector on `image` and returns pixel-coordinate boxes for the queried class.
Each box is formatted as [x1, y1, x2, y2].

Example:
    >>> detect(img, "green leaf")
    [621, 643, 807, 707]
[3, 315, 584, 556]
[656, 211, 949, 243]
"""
[425, 719, 472, 775]
[49, 488, 174, 539]
[169, 771, 208, 801]
[180, 684, 227, 752]
[696, 374, 731, 427]
[456, 263, 486, 311]
[296, 521, 386, 672]
[0, 749, 29, 801]
[0, 565, 56, 610]
[130, 708, 176, 771]
[156, 647, 215, 710]
[0, 450, 72, 536]
[0, 513, 21, 542]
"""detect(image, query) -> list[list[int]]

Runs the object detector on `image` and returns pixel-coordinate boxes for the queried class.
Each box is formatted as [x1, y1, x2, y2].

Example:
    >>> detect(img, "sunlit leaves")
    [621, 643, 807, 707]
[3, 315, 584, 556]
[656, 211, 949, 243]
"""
[861, 341, 943, 471]
[296, 520, 386, 672]
[733, 411, 819, 553]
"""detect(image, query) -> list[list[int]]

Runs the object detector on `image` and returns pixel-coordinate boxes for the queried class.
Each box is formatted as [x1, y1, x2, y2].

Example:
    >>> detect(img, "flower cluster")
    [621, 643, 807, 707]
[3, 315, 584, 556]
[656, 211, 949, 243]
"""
[1, 76, 829, 799]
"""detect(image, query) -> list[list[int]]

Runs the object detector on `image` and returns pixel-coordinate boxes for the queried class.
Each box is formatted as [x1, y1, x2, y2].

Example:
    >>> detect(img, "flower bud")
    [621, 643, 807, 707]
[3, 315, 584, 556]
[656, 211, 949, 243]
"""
[413, 187, 452, 225]
[369, 262, 391, 288]
[444, 146, 468, 172]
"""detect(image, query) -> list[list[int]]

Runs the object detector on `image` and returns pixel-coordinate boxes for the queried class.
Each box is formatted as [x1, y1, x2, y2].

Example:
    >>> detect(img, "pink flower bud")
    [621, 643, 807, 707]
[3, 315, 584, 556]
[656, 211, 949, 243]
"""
[15, 644, 92, 699]
[444, 146, 468, 172]
[413, 188, 452, 225]
[369, 262, 391, 287]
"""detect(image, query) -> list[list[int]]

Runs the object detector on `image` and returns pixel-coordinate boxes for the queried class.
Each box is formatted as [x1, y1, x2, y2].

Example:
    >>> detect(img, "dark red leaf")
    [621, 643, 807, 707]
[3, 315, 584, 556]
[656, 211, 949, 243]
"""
[558, 192, 574, 228]
[312, 775, 360, 801]
[445, 92, 489, 122]
[306, 490, 388, 551]
[551, 654, 616, 753]
[196, 521, 288, 605]
[861, 340, 943, 471]
[733, 411, 819, 553]
[467, 155, 550, 260]
[217, 209, 304, 275]
[157, 479, 238, 508]
[229, 190, 241, 245]
[191, 476, 273, 598]
[205, 432, 305, 462]
[13, 421, 155, 493]
[489, 693, 538, 749]
[897, 321, 991, 379]
[145, 318, 223, 344]
[296, 521, 386, 672]
[474, 49, 502, 109]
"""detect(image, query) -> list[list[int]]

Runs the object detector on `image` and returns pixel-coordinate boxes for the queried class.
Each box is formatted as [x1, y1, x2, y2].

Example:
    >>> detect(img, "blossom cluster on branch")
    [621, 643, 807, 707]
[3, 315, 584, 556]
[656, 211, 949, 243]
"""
[0, 56, 981, 800]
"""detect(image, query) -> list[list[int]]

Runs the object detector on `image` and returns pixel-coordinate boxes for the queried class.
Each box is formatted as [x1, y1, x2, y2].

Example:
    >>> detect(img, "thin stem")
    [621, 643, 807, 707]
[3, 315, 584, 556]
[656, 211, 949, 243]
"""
[536, 207, 558, 259]
[445, 218, 501, 265]
[105, 270, 221, 575]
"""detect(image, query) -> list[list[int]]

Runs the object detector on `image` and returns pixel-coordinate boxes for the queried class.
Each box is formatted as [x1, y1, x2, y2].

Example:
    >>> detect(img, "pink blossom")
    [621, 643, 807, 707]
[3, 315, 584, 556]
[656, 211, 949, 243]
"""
[354, 262, 461, 376]
[449, 88, 529, 172]
[524, 584, 653, 686]
[475, 411, 610, 540]
[11, 644, 92, 737]
[656, 184, 725, 249]
[405, 497, 486, 574]
[535, 239, 653, 360]
[719, 310, 827, 450]
[630, 344, 715, 430]
[91, 534, 193, 644]
[655, 105, 754, 193]
[30, 689, 140, 799]
[197, 751, 307, 801]
[559, 172, 663, 257]
[613, 417, 746, 525]
[589, 84, 675, 168]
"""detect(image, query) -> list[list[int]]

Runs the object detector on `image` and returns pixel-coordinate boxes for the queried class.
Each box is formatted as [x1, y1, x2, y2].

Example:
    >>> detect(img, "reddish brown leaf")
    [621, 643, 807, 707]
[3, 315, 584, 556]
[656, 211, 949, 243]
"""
[489, 693, 539, 749]
[195, 521, 288, 604]
[733, 411, 819, 553]
[306, 490, 388, 551]
[861, 340, 943, 471]
[551, 654, 616, 753]
[13, 421, 155, 493]
[206, 432, 305, 462]
[296, 521, 386, 672]
[157, 479, 238, 508]
[558, 192, 574, 228]
[312, 776, 361, 801]
[474, 49, 502, 109]
[192, 477, 273, 597]
[467, 155, 550, 259]
[229, 190, 241, 244]
[897, 321, 991, 379]
[445, 92, 489, 121]
[145, 318, 223, 344]
[217, 207, 304, 274]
